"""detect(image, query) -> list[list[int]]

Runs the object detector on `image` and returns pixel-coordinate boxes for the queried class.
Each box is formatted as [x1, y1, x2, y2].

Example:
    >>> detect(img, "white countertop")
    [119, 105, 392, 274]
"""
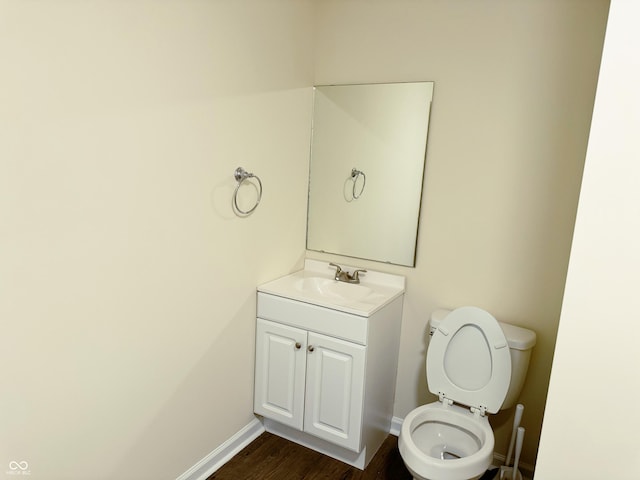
[257, 259, 405, 317]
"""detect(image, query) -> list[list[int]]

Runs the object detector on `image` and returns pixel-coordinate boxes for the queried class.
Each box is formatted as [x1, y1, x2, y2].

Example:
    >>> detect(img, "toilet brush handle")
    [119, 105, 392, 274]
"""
[512, 427, 525, 480]
[505, 404, 524, 466]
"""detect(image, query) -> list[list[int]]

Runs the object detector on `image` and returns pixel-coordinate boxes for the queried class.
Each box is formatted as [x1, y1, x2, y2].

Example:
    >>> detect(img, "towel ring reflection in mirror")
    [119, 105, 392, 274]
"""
[351, 168, 366, 199]
[233, 166, 262, 216]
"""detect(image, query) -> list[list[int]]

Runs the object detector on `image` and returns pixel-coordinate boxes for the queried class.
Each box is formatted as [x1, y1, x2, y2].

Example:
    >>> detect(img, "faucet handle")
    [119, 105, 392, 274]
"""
[329, 262, 342, 279]
[329, 262, 342, 275]
[352, 269, 367, 282]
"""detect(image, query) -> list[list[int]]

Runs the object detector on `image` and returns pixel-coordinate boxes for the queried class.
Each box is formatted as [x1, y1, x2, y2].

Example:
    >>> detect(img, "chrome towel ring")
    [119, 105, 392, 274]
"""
[351, 168, 366, 199]
[233, 166, 262, 215]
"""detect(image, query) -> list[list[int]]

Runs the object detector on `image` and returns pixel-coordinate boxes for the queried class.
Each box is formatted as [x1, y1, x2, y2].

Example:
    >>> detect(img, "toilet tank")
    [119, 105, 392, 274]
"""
[429, 309, 536, 410]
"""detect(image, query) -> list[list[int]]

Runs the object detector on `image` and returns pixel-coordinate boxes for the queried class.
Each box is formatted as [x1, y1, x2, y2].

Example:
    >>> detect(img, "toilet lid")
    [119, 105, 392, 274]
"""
[427, 306, 512, 414]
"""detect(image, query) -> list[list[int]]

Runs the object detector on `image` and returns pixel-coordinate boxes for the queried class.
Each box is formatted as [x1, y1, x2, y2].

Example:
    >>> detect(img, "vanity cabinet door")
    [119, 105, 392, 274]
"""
[254, 318, 307, 430]
[304, 331, 366, 452]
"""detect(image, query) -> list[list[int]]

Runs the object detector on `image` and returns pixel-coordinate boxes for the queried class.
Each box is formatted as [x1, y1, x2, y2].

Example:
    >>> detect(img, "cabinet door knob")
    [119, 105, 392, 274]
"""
[308, 345, 315, 352]
[295, 342, 302, 350]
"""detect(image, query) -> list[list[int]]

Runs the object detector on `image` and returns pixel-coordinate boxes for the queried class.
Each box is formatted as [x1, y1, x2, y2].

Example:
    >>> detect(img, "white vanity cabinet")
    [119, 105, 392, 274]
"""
[255, 317, 366, 452]
[253, 286, 403, 470]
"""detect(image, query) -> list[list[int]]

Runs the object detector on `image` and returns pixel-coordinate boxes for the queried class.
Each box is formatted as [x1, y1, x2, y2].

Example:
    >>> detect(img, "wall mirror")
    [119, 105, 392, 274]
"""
[306, 81, 434, 267]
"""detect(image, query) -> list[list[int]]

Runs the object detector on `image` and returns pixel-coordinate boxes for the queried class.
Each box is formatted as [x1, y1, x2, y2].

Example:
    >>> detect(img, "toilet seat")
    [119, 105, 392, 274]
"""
[427, 306, 511, 414]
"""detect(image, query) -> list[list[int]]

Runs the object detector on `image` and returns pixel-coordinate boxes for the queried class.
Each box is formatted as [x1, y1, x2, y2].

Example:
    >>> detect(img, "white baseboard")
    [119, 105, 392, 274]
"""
[390, 416, 403, 436]
[491, 451, 534, 479]
[175, 418, 265, 480]
[175, 415, 534, 480]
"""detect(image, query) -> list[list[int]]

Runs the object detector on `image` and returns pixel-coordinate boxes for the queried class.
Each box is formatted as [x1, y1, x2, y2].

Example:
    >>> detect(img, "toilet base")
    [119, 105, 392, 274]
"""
[406, 465, 484, 480]
[411, 475, 483, 480]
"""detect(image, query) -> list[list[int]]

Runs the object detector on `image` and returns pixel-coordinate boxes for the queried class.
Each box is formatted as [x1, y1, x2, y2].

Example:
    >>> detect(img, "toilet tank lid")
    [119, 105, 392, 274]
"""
[431, 309, 536, 350]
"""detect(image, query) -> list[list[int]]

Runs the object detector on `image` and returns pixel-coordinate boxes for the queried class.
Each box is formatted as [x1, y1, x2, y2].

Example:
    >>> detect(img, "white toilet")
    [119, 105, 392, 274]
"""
[399, 306, 536, 480]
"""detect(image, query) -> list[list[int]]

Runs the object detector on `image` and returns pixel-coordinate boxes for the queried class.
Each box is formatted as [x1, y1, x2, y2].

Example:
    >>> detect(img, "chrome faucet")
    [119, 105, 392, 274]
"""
[329, 263, 367, 284]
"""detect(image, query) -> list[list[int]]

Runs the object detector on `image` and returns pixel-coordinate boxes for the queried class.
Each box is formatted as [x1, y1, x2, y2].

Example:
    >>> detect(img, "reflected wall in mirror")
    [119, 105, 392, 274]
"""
[306, 82, 434, 267]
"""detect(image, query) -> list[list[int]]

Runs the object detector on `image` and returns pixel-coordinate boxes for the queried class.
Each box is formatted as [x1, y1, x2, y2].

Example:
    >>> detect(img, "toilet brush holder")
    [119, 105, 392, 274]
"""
[499, 426, 525, 480]
[498, 467, 522, 480]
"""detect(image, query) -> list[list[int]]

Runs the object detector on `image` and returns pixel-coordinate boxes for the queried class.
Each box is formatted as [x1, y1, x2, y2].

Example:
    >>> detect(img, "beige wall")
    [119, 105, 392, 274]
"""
[309, 0, 609, 468]
[1, 1, 613, 478]
[0, 1, 314, 479]
[535, 1, 640, 477]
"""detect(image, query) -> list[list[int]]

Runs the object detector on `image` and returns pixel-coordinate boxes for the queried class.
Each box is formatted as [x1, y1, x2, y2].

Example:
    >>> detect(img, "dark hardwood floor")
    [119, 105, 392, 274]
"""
[207, 432, 412, 480]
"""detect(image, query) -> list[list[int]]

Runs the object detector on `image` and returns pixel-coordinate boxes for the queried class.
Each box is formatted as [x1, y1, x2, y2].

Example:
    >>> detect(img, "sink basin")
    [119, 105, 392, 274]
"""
[258, 259, 405, 317]
[294, 277, 373, 302]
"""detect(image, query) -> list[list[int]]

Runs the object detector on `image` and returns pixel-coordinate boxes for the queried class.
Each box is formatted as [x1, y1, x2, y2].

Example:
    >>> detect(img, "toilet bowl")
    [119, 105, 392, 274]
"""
[399, 402, 494, 480]
[399, 306, 519, 480]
